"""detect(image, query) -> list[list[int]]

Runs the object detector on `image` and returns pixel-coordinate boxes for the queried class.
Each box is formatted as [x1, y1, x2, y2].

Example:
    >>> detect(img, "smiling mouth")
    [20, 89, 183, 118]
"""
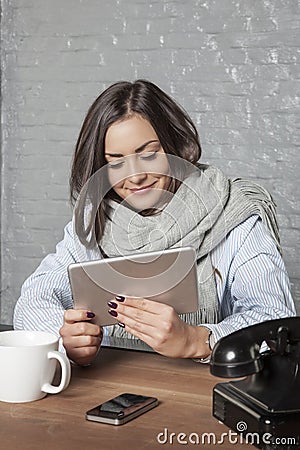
[129, 182, 157, 194]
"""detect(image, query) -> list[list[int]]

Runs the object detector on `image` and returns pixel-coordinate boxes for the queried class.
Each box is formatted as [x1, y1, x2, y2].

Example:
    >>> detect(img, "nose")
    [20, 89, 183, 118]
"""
[126, 156, 147, 184]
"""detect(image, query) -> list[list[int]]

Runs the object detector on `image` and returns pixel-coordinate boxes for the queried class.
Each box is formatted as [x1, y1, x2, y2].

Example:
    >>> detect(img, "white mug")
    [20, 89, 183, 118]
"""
[0, 330, 71, 403]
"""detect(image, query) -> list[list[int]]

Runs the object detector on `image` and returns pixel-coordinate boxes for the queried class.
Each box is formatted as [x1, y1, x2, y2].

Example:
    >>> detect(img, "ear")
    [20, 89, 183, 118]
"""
[210, 317, 300, 378]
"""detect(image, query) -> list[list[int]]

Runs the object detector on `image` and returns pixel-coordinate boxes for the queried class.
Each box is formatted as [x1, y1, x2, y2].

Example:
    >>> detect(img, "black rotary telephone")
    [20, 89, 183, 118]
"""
[210, 317, 300, 449]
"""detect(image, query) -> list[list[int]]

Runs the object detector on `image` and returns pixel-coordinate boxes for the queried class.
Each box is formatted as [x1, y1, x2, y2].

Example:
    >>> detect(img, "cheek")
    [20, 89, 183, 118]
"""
[108, 170, 125, 189]
[149, 154, 170, 177]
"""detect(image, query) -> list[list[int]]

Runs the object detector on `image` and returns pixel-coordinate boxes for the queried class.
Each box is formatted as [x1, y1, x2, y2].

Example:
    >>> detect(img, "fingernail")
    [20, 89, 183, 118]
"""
[108, 309, 118, 317]
[86, 311, 95, 318]
[107, 301, 118, 309]
[115, 296, 125, 302]
[118, 322, 125, 328]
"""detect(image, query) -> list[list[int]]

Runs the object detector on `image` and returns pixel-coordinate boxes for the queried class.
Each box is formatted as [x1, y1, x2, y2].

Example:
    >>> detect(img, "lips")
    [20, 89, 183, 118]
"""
[129, 182, 156, 194]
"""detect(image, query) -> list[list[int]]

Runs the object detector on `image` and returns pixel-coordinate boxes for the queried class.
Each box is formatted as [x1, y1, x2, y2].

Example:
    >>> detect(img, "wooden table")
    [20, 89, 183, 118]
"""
[0, 346, 252, 450]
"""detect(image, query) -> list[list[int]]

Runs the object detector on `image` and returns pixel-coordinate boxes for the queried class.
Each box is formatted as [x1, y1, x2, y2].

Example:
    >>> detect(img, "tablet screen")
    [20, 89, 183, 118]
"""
[68, 246, 199, 328]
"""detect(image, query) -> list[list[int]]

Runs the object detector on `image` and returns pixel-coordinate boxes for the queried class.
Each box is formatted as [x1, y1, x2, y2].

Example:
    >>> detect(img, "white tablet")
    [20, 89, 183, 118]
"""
[68, 246, 199, 327]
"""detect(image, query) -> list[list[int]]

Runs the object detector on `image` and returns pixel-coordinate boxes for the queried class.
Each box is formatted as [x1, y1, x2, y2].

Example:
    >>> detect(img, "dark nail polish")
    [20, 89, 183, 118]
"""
[115, 296, 125, 302]
[107, 301, 117, 309]
[108, 309, 118, 317]
[86, 311, 95, 318]
[118, 322, 125, 328]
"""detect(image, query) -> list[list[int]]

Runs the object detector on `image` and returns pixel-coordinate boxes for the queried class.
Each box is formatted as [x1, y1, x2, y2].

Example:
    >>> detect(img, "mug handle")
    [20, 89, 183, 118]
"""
[42, 351, 71, 394]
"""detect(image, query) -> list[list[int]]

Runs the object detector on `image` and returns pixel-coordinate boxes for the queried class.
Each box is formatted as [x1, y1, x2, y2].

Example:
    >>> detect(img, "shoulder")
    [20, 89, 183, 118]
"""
[41, 217, 102, 266]
[226, 214, 262, 248]
[211, 214, 278, 269]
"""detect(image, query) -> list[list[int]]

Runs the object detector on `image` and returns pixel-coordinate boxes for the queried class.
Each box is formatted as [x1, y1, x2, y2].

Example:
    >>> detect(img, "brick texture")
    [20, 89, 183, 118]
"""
[1, 0, 299, 323]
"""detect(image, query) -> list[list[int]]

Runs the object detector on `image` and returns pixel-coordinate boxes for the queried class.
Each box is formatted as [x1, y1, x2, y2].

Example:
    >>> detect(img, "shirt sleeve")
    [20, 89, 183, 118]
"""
[13, 220, 78, 341]
[205, 215, 296, 345]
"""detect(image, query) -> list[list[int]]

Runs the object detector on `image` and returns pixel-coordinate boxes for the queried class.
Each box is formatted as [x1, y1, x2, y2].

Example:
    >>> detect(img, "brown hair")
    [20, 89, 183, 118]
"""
[70, 79, 202, 248]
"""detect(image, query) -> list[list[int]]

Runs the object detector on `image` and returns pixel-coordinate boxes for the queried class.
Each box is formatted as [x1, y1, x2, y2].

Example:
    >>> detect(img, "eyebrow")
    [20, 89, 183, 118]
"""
[105, 140, 159, 158]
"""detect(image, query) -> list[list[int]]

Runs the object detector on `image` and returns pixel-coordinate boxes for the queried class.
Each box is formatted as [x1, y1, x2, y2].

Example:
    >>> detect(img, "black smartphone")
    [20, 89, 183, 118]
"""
[85, 393, 159, 425]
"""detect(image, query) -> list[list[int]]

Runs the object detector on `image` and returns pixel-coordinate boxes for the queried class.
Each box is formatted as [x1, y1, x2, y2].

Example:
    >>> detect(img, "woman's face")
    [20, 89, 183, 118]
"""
[105, 115, 171, 211]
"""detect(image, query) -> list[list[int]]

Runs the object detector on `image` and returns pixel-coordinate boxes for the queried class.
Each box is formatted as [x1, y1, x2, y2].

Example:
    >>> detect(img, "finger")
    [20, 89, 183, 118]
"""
[118, 313, 156, 340]
[64, 334, 101, 349]
[116, 297, 173, 315]
[115, 301, 172, 327]
[117, 319, 164, 352]
[117, 297, 157, 312]
[115, 303, 159, 339]
[64, 309, 95, 324]
[60, 321, 101, 338]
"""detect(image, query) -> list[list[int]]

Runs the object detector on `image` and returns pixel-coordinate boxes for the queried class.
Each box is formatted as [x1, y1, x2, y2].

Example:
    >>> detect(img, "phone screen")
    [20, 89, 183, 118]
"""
[86, 393, 159, 425]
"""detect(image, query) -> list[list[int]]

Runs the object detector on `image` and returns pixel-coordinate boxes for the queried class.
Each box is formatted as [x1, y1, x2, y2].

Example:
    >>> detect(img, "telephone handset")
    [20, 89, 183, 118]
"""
[210, 317, 300, 449]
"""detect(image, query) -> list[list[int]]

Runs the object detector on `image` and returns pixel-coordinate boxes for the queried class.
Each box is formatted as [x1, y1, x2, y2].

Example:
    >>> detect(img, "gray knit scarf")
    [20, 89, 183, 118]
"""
[100, 164, 280, 340]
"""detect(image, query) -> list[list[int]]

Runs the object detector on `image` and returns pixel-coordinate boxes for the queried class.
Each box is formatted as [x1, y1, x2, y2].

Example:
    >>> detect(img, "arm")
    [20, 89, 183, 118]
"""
[14, 220, 76, 335]
[106, 296, 211, 359]
[13, 219, 102, 365]
[108, 216, 295, 359]
[206, 215, 296, 344]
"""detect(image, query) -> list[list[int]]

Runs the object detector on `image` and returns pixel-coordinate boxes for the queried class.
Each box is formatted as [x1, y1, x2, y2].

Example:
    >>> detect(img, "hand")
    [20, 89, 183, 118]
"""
[59, 309, 102, 366]
[108, 297, 211, 359]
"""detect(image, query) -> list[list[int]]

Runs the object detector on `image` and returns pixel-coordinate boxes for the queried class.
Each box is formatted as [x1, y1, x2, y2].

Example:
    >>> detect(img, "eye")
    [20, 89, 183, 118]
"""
[107, 160, 124, 169]
[140, 151, 158, 161]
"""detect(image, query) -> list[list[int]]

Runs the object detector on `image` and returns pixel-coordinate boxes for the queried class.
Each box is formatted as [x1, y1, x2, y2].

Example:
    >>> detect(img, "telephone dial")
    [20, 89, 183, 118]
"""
[210, 317, 300, 449]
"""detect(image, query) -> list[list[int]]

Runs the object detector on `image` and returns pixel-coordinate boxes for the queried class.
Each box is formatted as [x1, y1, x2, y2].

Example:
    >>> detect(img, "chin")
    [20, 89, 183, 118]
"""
[125, 193, 164, 212]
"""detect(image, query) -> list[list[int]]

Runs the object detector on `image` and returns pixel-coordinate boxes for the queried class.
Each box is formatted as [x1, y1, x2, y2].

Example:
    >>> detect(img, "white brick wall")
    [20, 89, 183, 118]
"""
[1, 0, 299, 323]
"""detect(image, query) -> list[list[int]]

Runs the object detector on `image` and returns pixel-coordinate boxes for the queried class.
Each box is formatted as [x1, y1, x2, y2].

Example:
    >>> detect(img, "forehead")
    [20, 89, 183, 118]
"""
[105, 115, 158, 154]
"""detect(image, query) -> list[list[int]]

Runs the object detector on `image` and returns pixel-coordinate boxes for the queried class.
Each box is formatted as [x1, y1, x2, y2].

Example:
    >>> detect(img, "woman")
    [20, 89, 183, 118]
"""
[14, 80, 295, 366]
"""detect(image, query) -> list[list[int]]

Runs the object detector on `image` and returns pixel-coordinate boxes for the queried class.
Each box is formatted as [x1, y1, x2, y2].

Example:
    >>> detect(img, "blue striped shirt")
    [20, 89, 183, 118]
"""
[13, 214, 296, 349]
